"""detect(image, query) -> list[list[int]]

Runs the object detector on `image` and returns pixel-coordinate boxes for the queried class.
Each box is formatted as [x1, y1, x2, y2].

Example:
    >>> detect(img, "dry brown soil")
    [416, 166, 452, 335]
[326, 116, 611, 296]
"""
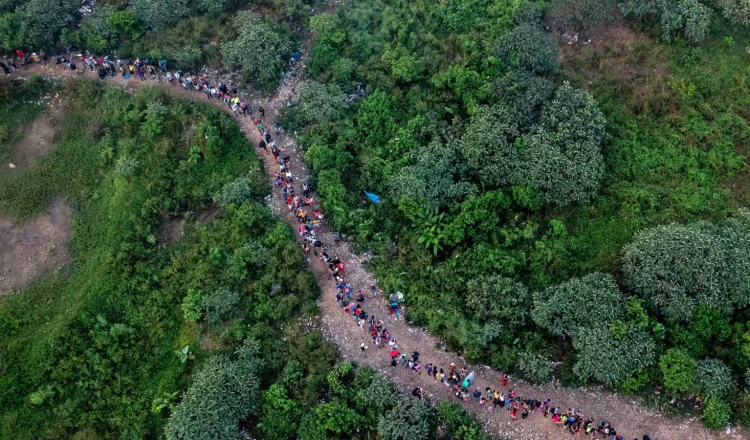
[8, 104, 63, 169]
[0, 198, 72, 294]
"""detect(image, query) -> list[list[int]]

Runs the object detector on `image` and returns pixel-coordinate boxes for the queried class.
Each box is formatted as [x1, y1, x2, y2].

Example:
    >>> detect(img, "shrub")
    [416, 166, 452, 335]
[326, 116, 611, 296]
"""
[695, 359, 734, 399]
[460, 105, 519, 189]
[165, 341, 263, 440]
[512, 83, 606, 206]
[571, 324, 656, 385]
[703, 398, 731, 429]
[222, 12, 292, 89]
[659, 348, 696, 394]
[622, 223, 731, 322]
[619, 0, 711, 43]
[465, 275, 530, 328]
[182, 288, 204, 322]
[378, 400, 432, 440]
[718, 0, 750, 26]
[532, 272, 625, 336]
[296, 81, 348, 126]
[115, 155, 138, 177]
[202, 288, 240, 327]
[516, 350, 552, 383]
[131, 0, 189, 31]
[214, 177, 256, 208]
[356, 374, 399, 413]
[494, 23, 559, 75]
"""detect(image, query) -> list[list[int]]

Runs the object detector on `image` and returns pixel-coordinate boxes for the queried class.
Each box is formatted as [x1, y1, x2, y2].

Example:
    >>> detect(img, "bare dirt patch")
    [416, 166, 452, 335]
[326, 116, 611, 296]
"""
[557, 22, 673, 113]
[9, 103, 65, 169]
[0, 199, 72, 294]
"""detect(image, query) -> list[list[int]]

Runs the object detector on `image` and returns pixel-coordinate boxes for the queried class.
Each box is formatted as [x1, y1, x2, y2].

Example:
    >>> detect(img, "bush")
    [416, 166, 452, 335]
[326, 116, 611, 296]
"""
[202, 288, 240, 327]
[659, 348, 696, 394]
[703, 398, 731, 429]
[165, 341, 263, 440]
[437, 402, 490, 440]
[622, 223, 731, 322]
[182, 288, 204, 322]
[619, 0, 711, 43]
[532, 272, 625, 336]
[516, 350, 552, 383]
[222, 12, 292, 89]
[296, 81, 349, 126]
[695, 359, 734, 399]
[571, 324, 656, 384]
[512, 83, 606, 207]
[214, 177, 256, 208]
[494, 24, 559, 75]
[132, 0, 189, 31]
[378, 400, 432, 440]
[718, 0, 750, 26]
[465, 275, 530, 328]
[460, 105, 519, 188]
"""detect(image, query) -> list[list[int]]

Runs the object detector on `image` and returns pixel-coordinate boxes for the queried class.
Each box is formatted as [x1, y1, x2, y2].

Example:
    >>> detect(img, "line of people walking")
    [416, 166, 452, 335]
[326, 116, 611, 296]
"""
[4, 46, 660, 440]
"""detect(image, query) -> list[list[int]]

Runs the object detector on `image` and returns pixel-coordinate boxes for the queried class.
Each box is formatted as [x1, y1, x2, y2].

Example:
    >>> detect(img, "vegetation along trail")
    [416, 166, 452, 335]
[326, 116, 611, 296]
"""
[10, 51, 739, 440]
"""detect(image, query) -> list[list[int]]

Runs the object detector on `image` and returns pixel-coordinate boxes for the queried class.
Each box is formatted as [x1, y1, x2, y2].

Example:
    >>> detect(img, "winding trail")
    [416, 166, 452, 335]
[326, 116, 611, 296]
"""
[6, 53, 743, 440]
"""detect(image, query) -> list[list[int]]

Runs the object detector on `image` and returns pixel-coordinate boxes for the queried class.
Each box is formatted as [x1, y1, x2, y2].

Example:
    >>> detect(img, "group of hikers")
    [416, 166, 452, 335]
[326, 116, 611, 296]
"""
[3, 46, 659, 440]
[262, 119, 657, 440]
[260, 105, 659, 440]
[1, 50, 267, 124]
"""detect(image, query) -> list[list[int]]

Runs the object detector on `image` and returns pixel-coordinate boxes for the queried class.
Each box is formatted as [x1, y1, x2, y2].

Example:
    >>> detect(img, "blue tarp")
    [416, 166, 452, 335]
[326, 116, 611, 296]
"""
[364, 191, 381, 204]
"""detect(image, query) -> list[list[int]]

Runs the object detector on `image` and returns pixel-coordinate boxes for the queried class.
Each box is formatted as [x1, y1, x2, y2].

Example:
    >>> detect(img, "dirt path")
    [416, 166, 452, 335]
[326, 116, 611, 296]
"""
[6, 56, 742, 440]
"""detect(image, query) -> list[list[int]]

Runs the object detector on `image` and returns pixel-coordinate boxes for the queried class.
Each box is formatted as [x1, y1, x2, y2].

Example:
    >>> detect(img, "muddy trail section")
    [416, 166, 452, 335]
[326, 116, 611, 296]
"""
[5, 53, 741, 440]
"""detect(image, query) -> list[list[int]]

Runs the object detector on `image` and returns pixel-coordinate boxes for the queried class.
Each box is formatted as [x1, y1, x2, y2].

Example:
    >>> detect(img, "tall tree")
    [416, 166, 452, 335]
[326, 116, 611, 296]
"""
[165, 341, 263, 440]
[622, 223, 731, 321]
[131, 0, 189, 31]
[222, 11, 292, 88]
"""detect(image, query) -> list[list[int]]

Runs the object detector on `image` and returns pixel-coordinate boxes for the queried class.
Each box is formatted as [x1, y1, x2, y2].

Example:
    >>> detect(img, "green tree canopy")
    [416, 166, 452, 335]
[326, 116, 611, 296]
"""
[534, 272, 656, 384]
[694, 358, 734, 399]
[721, 209, 750, 308]
[493, 23, 559, 75]
[460, 105, 519, 189]
[222, 11, 292, 88]
[511, 83, 606, 206]
[296, 81, 349, 126]
[571, 324, 656, 384]
[532, 272, 626, 336]
[378, 400, 432, 440]
[356, 374, 399, 414]
[465, 275, 530, 329]
[132, 0, 189, 31]
[718, 0, 750, 26]
[0, 0, 78, 50]
[390, 139, 477, 210]
[258, 384, 302, 440]
[165, 341, 263, 440]
[492, 69, 555, 129]
[619, 0, 711, 43]
[659, 348, 697, 394]
[622, 223, 732, 322]
[213, 177, 259, 208]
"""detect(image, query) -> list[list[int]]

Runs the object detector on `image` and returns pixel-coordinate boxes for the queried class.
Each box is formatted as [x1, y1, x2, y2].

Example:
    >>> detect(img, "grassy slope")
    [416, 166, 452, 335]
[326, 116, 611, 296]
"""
[0, 78, 320, 439]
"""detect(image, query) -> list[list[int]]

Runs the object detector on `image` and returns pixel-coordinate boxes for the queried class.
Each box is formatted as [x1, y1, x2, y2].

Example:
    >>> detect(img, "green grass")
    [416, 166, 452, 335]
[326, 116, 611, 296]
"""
[540, 30, 750, 285]
[0, 78, 322, 439]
